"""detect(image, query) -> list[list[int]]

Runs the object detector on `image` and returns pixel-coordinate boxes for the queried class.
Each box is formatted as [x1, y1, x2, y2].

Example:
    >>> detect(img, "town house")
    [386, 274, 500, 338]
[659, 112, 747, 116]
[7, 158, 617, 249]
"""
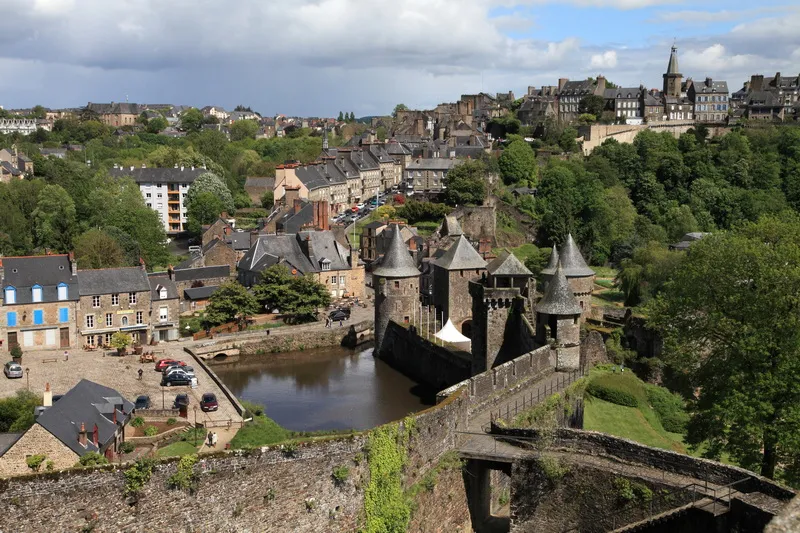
[405, 158, 461, 194]
[147, 274, 180, 342]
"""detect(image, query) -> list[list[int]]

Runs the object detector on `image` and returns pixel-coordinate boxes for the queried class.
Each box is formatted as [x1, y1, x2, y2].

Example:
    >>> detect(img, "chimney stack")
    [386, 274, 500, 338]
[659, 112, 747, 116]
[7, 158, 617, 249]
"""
[92, 424, 99, 447]
[43, 383, 52, 407]
[559, 78, 569, 91]
[250, 230, 260, 247]
[68, 252, 77, 276]
[79, 422, 87, 447]
[293, 198, 303, 215]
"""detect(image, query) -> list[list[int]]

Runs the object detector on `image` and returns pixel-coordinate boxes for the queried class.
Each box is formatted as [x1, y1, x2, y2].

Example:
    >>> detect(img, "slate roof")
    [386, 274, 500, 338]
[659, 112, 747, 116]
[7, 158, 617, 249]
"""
[487, 251, 532, 277]
[0, 433, 23, 458]
[558, 79, 597, 96]
[36, 379, 133, 457]
[385, 142, 411, 156]
[536, 262, 582, 316]
[244, 177, 274, 189]
[87, 102, 142, 115]
[694, 79, 729, 94]
[372, 224, 421, 278]
[540, 245, 559, 276]
[435, 235, 488, 271]
[559, 234, 595, 278]
[183, 286, 220, 300]
[172, 265, 230, 282]
[666, 46, 680, 75]
[108, 167, 206, 184]
[225, 232, 252, 251]
[442, 215, 463, 236]
[2, 255, 79, 304]
[0, 161, 21, 176]
[239, 231, 352, 275]
[78, 267, 150, 296]
[148, 273, 179, 300]
[406, 158, 458, 171]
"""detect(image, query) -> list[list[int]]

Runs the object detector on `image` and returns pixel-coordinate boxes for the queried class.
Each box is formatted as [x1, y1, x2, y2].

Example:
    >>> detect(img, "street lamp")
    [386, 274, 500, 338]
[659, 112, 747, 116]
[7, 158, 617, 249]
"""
[25, 367, 30, 390]
[193, 407, 198, 447]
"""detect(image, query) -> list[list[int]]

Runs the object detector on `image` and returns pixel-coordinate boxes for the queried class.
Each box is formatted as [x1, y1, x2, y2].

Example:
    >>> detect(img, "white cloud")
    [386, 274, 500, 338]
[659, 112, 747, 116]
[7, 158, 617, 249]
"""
[590, 50, 618, 69]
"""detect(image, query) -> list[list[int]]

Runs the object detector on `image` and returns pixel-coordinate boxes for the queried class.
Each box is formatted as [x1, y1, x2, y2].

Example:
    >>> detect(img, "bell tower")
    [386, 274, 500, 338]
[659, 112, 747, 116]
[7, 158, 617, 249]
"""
[663, 45, 683, 98]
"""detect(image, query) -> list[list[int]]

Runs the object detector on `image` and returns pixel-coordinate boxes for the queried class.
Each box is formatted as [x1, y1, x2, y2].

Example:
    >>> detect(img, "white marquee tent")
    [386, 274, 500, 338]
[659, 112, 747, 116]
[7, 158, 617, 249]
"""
[434, 319, 471, 344]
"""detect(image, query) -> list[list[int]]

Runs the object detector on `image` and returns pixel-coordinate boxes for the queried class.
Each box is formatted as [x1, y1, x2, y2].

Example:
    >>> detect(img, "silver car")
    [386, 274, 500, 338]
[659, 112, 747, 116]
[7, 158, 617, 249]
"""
[4, 361, 23, 379]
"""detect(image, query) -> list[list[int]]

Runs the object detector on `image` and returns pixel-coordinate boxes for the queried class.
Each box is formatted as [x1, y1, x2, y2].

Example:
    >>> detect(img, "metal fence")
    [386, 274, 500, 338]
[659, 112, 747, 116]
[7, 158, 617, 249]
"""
[488, 367, 586, 426]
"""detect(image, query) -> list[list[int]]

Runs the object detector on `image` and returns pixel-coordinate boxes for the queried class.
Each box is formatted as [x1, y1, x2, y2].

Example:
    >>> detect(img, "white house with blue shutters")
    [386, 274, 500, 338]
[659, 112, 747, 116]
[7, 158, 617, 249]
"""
[1, 254, 79, 350]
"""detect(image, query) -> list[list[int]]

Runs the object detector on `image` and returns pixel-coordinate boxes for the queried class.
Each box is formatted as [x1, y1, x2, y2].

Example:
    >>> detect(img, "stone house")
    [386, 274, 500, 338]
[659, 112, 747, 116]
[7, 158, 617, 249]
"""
[361, 222, 422, 266]
[85, 102, 141, 127]
[182, 286, 220, 313]
[0, 148, 33, 182]
[244, 177, 275, 205]
[202, 216, 234, 247]
[76, 265, 152, 348]
[688, 77, 730, 123]
[557, 77, 607, 123]
[179, 236, 238, 273]
[171, 265, 231, 298]
[0, 380, 134, 477]
[432, 235, 488, 333]
[405, 158, 461, 194]
[1, 254, 79, 351]
[148, 274, 180, 342]
[238, 230, 365, 300]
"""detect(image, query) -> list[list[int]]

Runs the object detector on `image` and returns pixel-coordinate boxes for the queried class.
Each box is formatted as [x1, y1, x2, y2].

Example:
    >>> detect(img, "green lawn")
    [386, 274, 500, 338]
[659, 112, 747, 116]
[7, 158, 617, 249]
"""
[591, 266, 618, 279]
[230, 415, 293, 449]
[584, 396, 687, 453]
[157, 440, 199, 457]
[595, 279, 615, 289]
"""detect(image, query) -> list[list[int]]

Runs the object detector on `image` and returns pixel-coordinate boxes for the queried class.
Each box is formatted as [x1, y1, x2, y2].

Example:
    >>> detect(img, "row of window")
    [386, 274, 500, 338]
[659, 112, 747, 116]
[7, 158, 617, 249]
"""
[85, 311, 145, 329]
[91, 292, 138, 308]
[5, 284, 69, 304]
[696, 104, 728, 112]
[145, 193, 187, 199]
[6, 308, 69, 327]
[328, 276, 346, 285]
[697, 95, 727, 102]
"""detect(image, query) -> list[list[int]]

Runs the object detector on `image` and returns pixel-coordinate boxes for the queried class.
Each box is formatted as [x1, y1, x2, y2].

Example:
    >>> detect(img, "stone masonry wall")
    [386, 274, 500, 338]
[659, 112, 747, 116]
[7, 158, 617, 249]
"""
[0, 424, 79, 478]
[238, 320, 372, 355]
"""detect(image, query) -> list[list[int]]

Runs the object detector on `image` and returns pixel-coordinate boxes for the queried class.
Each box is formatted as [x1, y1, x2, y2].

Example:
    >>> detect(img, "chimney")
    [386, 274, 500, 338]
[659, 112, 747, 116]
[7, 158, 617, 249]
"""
[478, 239, 492, 256]
[112, 406, 117, 424]
[775, 72, 782, 87]
[68, 251, 77, 276]
[139, 257, 146, 270]
[43, 383, 52, 407]
[559, 78, 569, 91]
[596, 75, 606, 93]
[78, 422, 87, 447]
[750, 75, 764, 92]
[293, 198, 303, 214]
[408, 238, 418, 252]
[167, 265, 174, 281]
[92, 424, 99, 447]
[706, 77, 713, 87]
[250, 230, 260, 247]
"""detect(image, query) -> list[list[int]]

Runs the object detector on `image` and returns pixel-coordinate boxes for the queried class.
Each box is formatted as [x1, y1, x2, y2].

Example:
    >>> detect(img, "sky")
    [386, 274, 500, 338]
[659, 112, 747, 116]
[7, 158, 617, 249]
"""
[1, 0, 798, 117]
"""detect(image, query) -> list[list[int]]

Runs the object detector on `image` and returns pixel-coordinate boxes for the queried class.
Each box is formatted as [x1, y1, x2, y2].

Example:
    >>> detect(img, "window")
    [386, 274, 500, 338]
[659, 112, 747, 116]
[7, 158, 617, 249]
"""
[121, 316, 128, 326]
[158, 286, 168, 300]
[129, 292, 137, 304]
[33, 309, 44, 325]
[59, 308, 69, 323]
[159, 307, 168, 322]
[57, 283, 68, 301]
[105, 333, 112, 345]
[86, 315, 95, 328]
[157, 193, 162, 198]
[106, 313, 113, 327]
[136, 311, 143, 324]
[331, 276, 338, 285]
[321, 262, 330, 271]
[394, 281, 400, 289]
[4, 287, 15, 304]
[32, 285, 43, 303]
[111, 293, 119, 306]
[92, 295, 100, 308]
[7, 311, 17, 327]
[146, 193, 152, 198]
[146, 203, 152, 208]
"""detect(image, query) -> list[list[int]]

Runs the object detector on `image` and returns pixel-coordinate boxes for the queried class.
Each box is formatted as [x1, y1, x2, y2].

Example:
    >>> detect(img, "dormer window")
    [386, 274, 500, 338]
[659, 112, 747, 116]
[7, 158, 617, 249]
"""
[320, 258, 331, 271]
[32, 285, 43, 303]
[57, 283, 68, 301]
[157, 285, 168, 300]
[4, 286, 16, 304]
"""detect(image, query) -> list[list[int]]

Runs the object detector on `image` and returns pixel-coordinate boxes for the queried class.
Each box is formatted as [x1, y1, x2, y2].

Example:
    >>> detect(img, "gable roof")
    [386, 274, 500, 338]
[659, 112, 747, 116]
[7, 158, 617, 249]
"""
[225, 232, 252, 251]
[36, 379, 133, 457]
[238, 231, 351, 276]
[487, 250, 532, 277]
[148, 273, 179, 300]
[183, 285, 220, 300]
[2, 255, 78, 303]
[434, 235, 488, 271]
[172, 265, 230, 282]
[559, 234, 595, 277]
[536, 262, 582, 316]
[372, 224, 420, 278]
[78, 267, 150, 296]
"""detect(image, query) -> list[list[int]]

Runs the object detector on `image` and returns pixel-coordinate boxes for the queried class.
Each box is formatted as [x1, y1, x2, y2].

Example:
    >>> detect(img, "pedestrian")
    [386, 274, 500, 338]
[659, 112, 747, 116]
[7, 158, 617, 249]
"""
[211, 432, 218, 447]
[138, 368, 143, 381]
[339, 320, 343, 328]
[64, 350, 69, 361]
[207, 432, 213, 447]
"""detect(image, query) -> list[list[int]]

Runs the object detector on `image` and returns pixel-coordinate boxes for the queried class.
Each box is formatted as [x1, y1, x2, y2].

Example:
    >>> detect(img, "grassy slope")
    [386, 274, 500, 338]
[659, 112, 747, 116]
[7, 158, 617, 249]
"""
[156, 440, 199, 457]
[584, 396, 686, 453]
[229, 414, 292, 449]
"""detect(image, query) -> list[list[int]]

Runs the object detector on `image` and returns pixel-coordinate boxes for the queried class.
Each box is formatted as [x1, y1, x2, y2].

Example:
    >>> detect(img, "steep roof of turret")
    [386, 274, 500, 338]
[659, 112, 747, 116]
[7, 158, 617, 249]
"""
[372, 224, 420, 278]
[487, 250, 532, 277]
[540, 244, 559, 276]
[536, 261, 582, 316]
[434, 234, 487, 271]
[666, 45, 680, 75]
[559, 234, 595, 277]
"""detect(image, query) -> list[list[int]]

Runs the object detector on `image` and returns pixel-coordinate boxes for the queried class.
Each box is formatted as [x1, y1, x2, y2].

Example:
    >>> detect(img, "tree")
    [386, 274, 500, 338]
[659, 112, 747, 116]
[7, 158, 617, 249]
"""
[74, 229, 125, 269]
[180, 108, 204, 133]
[443, 160, 487, 206]
[648, 213, 800, 479]
[338, 111, 344, 122]
[616, 241, 684, 306]
[252, 265, 293, 313]
[103, 226, 142, 267]
[32, 184, 76, 252]
[498, 140, 537, 185]
[230, 119, 259, 141]
[558, 127, 579, 153]
[204, 281, 260, 327]
[578, 95, 605, 118]
[261, 190, 274, 209]
[185, 172, 234, 215]
[392, 104, 408, 118]
[252, 265, 332, 323]
[186, 191, 225, 236]
[146, 117, 168, 134]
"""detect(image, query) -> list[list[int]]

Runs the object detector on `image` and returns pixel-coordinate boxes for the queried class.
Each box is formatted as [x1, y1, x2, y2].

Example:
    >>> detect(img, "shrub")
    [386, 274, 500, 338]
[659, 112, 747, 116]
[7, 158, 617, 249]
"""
[144, 426, 158, 437]
[78, 451, 109, 467]
[125, 458, 156, 495]
[130, 416, 145, 428]
[166, 418, 177, 426]
[10, 344, 23, 359]
[120, 441, 136, 454]
[45, 460, 54, 472]
[586, 372, 644, 407]
[538, 455, 569, 481]
[26, 454, 46, 471]
[282, 442, 297, 457]
[168, 454, 198, 492]
[241, 400, 265, 417]
[645, 384, 689, 433]
[614, 477, 653, 504]
[332, 465, 349, 487]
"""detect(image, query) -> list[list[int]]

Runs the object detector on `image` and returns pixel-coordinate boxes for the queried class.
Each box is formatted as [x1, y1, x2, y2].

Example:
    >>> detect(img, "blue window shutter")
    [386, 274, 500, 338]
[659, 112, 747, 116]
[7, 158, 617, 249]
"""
[59, 308, 69, 323]
[33, 309, 44, 325]
[7, 312, 16, 327]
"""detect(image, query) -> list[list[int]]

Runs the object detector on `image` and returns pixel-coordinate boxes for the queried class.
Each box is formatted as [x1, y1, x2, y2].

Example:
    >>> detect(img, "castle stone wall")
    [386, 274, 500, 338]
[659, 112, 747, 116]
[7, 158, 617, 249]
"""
[374, 274, 419, 352]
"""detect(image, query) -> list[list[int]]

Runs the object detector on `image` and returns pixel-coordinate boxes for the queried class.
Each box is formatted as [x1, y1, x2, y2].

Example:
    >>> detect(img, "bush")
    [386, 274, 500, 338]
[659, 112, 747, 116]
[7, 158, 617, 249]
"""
[26, 454, 46, 471]
[10, 344, 23, 359]
[125, 458, 156, 495]
[332, 465, 349, 487]
[120, 441, 136, 454]
[131, 416, 145, 428]
[144, 426, 158, 437]
[78, 451, 109, 467]
[586, 372, 644, 407]
[241, 400, 265, 417]
[166, 418, 177, 426]
[45, 460, 54, 472]
[645, 384, 689, 433]
[168, 454, 198, 492]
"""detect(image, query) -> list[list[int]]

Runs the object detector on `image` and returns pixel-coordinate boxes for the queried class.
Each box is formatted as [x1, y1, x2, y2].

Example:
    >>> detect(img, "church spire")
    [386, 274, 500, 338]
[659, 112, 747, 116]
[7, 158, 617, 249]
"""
[666, 45, 679, 75]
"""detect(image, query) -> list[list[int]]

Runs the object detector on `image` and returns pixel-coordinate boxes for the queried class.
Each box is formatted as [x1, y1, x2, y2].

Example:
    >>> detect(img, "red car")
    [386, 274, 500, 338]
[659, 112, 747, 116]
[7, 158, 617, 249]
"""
[155, 359, 186, 372]
[200, 393, 218, 412]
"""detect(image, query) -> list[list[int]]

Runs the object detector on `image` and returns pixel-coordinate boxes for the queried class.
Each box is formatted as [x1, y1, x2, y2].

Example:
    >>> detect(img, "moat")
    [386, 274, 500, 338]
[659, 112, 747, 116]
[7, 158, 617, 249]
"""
[211, 345, 433, 431]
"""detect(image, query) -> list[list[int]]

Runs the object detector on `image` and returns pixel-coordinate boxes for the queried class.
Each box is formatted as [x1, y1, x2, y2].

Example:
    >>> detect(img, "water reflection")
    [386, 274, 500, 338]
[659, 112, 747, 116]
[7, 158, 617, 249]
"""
[212, 345, 433, 432]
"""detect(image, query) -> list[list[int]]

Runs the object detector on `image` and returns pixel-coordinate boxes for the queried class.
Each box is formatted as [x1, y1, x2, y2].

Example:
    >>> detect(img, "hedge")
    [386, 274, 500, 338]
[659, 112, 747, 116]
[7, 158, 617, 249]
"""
[586, 372, 644, 408]
[644, 384, 689, 433]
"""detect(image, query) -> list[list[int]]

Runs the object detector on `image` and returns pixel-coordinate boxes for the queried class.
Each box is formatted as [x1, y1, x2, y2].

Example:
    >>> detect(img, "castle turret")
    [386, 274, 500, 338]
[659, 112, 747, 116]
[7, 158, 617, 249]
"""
[536, 261, 582, 370]
[540, 244, 559, 292]
[432, 234, 487, 332]
[373, 224, 421, 353]
[559, 234, 595, 320]
[663, 45, 683, 98]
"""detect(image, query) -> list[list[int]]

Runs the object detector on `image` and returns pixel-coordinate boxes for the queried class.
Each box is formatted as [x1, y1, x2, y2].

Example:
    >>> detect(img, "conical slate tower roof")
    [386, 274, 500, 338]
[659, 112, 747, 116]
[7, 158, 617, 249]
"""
[559, 234, 595, 277]
[487, 250, 532, 277]
[372, 224, 420, 278]
[536, 261, 582, 316]
[435, 234, 487, 271]
[666, 45, 680, 74]
[540, 244, 559, 276]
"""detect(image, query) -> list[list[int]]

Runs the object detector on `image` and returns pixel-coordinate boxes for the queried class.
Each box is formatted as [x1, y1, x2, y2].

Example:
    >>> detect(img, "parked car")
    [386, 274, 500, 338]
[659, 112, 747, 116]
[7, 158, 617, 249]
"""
[162, 371, 193, 387]
[356, 202, 365, 210]
[163, 364, 194, 375]
[155, 359, 186, 372]
[134, 395, 152, 410]
[200, 393, 218, 412]
[3, 361, 23, 379]
[329, 307, 351, 320]
[173, 393, 190, 409]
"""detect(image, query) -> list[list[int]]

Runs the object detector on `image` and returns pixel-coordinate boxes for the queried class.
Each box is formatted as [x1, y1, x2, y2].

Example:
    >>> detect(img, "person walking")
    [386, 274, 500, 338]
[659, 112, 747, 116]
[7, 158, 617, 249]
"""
[137, 368, 143, 381]
[211, 432, 218, 448]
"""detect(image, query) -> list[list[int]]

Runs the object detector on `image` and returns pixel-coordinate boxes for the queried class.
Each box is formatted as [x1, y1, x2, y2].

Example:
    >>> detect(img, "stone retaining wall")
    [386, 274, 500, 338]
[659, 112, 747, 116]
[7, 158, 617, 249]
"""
[237, 320, 373, 355]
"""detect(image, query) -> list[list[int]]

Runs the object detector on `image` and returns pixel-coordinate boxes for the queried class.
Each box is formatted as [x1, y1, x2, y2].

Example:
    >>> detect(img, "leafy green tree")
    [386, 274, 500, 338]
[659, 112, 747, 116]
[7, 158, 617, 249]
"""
[443, 160, 487, 206]
[648, 213, 800, 479]
[0, 390, 41, 432]
[617, 241, 684, 306]
[146, 116, 168, 134]
[252, 264, 293, 313]
[103, 226, 142, 266]
[252, 265, 331, 322]
[74, 229, 125, 269]
[30, 105, 47, 120]
[204, 281, 260, 326]
[395, 200, 451, 224]
[180, 108, 204, 133]
[230, 119, 260, 141]
[186, 191, 225, 236]
[32, 184, 76, 252]
[185, 172, 234, 215]
[392, 104, 408, 118]
[261, 190, 274, 209]
[578, 95, 605, 118]
[558, 127, 579, 153]
[498, 140, 537, 185]
[338, 111, 344, 122]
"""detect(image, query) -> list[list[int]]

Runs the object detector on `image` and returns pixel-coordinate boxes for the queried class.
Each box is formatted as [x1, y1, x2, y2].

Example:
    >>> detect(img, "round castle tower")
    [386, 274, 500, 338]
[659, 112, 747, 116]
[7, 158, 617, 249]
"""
[536, 260, 582, 370]
[373, 224, 421, 354]
[541, 235, 595, 320]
